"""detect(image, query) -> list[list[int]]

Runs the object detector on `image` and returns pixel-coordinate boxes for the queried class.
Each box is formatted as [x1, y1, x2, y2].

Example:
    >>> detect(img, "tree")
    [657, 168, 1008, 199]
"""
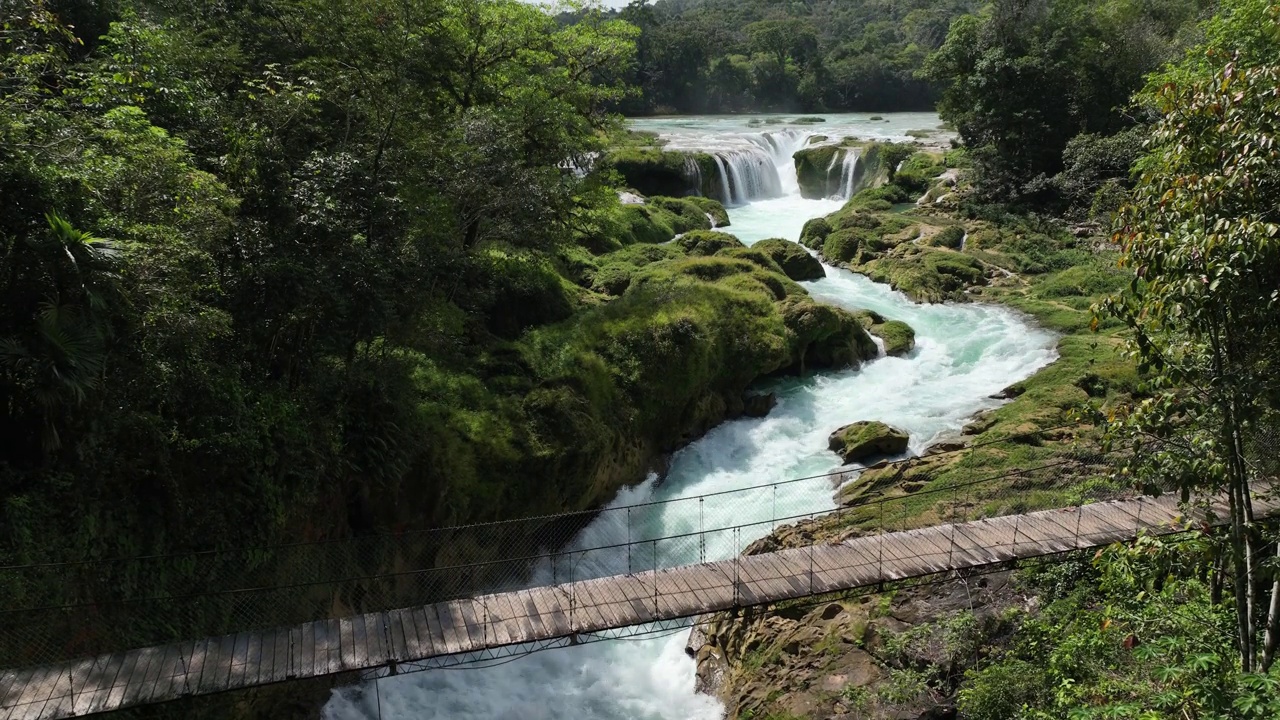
[1104, 0, 1280, 671]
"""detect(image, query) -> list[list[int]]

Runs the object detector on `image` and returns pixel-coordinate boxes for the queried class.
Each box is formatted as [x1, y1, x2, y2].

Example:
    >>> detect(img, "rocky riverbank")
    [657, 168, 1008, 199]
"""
[684, 159, 1140, 719]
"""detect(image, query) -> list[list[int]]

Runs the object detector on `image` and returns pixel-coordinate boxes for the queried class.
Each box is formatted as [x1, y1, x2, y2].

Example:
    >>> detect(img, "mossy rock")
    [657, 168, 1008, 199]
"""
[677, 230, 745, 256]
[607, 149, 697, 197]
[861, 247, 987, 303]
[685, 196, 731, 227]
[793, 146, 846, 199]
[871, 320, 915, 357]
[779, 296, 878, 374]
[752, 239, 825, 281]
[822, 229, 866, 265]
[614, 204, 678, 245]
[827, 421, 909, 464]
[648, 196, 714, 234]
[925, 225, 966, 249]
[800, 217, 832, 250]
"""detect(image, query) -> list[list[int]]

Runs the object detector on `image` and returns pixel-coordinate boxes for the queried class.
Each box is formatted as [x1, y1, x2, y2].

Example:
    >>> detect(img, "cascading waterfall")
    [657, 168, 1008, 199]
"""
[698, 129, 810, 206]
[323, 114, 1054, 720]
[683, 156, 703, 196]
[838, 148, 862, 199]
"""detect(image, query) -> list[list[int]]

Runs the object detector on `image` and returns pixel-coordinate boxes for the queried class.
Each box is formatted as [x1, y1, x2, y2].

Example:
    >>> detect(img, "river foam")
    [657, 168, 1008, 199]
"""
[322, 113, 1057, 720]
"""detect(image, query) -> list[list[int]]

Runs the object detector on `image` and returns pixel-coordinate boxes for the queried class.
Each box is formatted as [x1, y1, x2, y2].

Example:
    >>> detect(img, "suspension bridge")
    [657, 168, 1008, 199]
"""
[2, 442, 1276, 720]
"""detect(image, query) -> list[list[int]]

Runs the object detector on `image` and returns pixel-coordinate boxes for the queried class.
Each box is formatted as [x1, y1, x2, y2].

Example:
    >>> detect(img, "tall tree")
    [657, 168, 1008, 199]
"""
[1105, 0, 1280, 671]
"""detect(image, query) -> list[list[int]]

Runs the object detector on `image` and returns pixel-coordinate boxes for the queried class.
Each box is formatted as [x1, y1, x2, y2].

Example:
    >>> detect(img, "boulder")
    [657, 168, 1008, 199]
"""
[871, 319, 916, 357]
[742, 393, 777, 418]
[751, 238, 825, 281]
[828, 421, 910, 464]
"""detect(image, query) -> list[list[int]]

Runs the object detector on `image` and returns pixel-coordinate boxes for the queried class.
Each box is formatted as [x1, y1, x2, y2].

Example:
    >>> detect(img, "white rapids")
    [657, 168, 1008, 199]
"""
[322, 113, 1057, 720]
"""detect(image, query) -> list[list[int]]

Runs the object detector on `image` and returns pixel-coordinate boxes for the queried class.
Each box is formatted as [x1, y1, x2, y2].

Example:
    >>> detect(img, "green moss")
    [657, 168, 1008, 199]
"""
[872, 320, 916, 357]
[800, 217, 832, 249]
[685, 196, 731, 227]
[648, 196, 717, 234]
[822, 229, 865, 264]
[793, 145, 844, 199]
[752, 238, 825, 281]
[610, 204, 677, 245]
[606, 148, 698, 197]
[860, 248, 986, 303]
[926, 225, 966, 249]
[677, 229, 745, 256]
[829, 420, 909, 463]
[778, 296, 878, 374]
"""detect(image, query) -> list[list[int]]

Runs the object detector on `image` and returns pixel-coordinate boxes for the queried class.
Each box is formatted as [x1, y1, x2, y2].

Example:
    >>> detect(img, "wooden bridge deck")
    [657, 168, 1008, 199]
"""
[1, 490, 1270, 719]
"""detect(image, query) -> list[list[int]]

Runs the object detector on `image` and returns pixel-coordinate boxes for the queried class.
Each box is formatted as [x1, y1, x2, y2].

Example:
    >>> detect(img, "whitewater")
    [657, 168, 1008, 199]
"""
[322, 113, 1058, 719]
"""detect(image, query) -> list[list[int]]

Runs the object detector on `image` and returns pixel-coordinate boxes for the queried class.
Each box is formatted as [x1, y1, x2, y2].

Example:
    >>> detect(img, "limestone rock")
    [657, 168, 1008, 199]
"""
[752, 238, 825, 281]
[828, 421, 910, 464]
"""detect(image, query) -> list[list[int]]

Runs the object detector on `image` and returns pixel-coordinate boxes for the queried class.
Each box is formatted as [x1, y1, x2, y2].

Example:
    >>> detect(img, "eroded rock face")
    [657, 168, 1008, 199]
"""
[828, 421, 910, 464]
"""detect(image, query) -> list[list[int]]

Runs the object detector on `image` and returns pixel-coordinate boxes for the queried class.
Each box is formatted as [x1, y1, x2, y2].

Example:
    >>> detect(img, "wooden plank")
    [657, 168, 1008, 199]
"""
[144, 640, 184, 696]
[337, 618, 358, 672]
[431, 602, 465, 656]
[451, 602, 483, 651]
[421, 603, 454, 656]
[385, 610, 410, 662]
[42, 658, 92, 720]
[0, 668, 21, 712]
[24, 663, 69, 720]
[240, 632, 264, 690]
[363, 613, 389, 666]
[227, 632, 252, 690]
[103, 649, 146, 713]
[62, 656, 101, 717]
[251, 631, 275, 686]
[297, 622, 316, 682]
[409, 608, 437, 659]
[285, 626, 303, 680]
[321, 619, 343, 676]
[202, 634, 235, 693]
[17, 665, 59, 717]
[84, 653, 125, 714]
[268, 627, 291, 684]
[119, 645, 163, 709]
[525, 587, 570, 637]
[192, 636, 222, 695]
[560, 582, 604, 633]
[473, 597, 513, 648]
[487, 593, 527, 648]
[4, 666, 50, 720]
[350, 614, 370, 671]
[513, 590, 549, 641]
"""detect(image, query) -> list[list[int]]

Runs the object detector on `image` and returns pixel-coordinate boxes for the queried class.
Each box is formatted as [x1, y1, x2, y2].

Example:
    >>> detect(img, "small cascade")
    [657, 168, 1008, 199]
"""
[837, 148, 863, 199]
[683, 156, 703, 196]
[712, 155, 732, 205]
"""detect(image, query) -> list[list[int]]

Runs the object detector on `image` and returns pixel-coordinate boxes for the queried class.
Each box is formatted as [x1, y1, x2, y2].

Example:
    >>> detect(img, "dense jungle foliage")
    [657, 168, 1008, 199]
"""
[605, 0, 979, 114]
[0, 0, 879, 596]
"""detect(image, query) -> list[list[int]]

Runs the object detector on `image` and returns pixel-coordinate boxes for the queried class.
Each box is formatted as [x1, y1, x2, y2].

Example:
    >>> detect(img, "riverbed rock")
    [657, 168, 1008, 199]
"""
[742, 393, 777, 418]
[752, 238, 825, 281]
[871, 319, 916, 357]
[828, 421, 910, 464]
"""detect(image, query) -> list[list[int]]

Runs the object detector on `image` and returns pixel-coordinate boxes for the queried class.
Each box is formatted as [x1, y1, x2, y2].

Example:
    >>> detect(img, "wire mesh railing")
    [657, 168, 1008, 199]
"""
[0, 434, 1134, 669]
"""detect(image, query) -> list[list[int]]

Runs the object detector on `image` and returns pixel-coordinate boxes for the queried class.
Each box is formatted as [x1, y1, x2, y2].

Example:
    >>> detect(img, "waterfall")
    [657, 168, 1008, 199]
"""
[712, 155, 732, 205]
[708, 130, 809, 206]
[683, 156, 702, 197]
[838, 148, 863, 199]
